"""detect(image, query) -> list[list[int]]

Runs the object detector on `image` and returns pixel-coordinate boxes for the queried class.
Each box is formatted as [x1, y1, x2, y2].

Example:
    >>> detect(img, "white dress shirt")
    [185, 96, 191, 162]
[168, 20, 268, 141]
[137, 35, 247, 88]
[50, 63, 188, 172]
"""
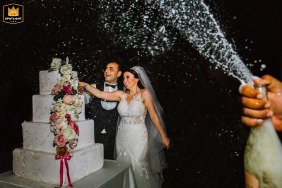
[101, 82, 118, 110]
[84, 82, 118, 110]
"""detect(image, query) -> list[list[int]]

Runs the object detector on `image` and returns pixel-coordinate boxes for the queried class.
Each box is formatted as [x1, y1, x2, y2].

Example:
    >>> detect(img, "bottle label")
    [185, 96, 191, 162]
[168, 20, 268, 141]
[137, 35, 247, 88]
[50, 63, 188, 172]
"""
[245, 171, 259, 188]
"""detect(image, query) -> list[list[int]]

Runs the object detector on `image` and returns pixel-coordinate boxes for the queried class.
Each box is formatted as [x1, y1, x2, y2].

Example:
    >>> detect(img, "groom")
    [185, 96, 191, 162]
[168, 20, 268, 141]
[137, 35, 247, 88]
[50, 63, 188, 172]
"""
[85, 61, 123, 159]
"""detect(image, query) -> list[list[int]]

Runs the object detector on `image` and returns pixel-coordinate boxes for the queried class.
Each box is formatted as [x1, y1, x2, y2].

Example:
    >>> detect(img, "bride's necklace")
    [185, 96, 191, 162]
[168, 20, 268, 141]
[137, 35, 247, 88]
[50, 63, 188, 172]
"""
[133, 90, 141, 98]
[132, 91, 140, 99]
[126, 91, 140, 103]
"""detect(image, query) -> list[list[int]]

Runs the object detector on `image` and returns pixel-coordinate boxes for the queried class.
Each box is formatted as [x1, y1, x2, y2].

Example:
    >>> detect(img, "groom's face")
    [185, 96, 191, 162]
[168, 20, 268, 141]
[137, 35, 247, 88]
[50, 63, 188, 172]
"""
[104, 62, 122, 84]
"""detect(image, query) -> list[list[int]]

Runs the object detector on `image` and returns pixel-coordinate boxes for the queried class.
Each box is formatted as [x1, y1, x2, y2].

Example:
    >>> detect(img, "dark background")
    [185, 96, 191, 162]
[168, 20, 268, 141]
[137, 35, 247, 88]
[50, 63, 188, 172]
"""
[0, 0, 281, 187]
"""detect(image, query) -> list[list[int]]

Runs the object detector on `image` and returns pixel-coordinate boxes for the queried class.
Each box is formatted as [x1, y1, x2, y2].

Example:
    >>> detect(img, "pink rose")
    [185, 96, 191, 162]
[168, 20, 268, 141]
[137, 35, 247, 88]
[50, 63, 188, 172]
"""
[65, 114, 71, 122]
[67, 148, 73, 157]
[50, 113, 59, 123]
[51, 84, 61, 95]
[63, 95, 75, 104]
[69, 121, 79, 134]
[54, 134, 66, 147]
[69, 139, 78, 149]
[62, 83, 73, 94]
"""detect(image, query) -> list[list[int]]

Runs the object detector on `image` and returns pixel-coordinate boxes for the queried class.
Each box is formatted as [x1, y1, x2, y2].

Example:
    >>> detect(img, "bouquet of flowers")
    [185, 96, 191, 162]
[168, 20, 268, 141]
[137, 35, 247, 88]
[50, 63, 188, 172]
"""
[49, 57, 83, 157]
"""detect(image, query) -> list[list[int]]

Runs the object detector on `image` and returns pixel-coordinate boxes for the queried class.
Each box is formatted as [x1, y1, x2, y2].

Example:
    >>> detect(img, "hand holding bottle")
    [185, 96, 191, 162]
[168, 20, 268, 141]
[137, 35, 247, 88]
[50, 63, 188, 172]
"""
[240, 75, 282, 131]
[243, 80, 282, 187]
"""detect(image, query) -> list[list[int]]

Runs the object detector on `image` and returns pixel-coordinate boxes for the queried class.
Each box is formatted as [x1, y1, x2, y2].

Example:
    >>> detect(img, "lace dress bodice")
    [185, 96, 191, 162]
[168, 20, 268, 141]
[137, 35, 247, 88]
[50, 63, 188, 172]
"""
[117, 93, 147, 125]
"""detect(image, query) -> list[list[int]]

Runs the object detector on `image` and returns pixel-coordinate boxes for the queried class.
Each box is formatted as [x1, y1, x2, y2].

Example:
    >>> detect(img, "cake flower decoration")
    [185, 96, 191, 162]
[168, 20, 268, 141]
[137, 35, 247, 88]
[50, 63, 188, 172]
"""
[49, 57, 82, 187]
[48, 58, 62, 72]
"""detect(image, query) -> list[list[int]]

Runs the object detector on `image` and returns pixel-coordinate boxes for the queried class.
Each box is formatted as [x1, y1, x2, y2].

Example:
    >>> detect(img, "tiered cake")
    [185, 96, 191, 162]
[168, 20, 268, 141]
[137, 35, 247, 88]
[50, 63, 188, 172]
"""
[13, 69, 104, 185]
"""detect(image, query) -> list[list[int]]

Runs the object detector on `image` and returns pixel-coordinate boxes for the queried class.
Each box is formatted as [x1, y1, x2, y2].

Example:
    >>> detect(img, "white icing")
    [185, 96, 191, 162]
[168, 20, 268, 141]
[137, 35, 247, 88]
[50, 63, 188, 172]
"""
[32, 95, 85, 123]
[13, 69, 104, 185]
[22, 120, 95, 153]
[13, 144, 104, 185]
[39, 70, 78, 95]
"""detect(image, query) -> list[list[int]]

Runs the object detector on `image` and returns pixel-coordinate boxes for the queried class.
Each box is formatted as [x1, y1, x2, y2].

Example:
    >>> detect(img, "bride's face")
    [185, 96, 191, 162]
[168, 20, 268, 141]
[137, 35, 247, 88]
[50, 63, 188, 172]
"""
[123, 72, 139, 89]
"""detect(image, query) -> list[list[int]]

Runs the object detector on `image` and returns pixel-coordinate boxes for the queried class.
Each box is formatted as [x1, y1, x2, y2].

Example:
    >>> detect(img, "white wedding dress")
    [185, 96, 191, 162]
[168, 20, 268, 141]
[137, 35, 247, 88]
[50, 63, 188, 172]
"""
[116, 93, 161, 188]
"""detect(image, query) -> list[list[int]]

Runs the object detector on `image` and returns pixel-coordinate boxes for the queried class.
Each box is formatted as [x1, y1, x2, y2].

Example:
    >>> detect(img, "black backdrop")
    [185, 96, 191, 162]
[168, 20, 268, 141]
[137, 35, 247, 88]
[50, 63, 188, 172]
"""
[0, 0, 281, 187]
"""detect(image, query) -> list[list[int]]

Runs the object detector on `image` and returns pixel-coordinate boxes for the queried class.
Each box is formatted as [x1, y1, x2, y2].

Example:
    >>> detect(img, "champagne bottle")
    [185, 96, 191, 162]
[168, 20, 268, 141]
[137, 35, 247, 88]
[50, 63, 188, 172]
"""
[244, 84, 282, 188]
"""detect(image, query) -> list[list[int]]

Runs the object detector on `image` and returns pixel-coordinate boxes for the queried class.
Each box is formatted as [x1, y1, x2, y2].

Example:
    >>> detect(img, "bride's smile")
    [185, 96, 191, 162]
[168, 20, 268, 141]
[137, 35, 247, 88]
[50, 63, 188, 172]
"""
[123, 72, 139, 90]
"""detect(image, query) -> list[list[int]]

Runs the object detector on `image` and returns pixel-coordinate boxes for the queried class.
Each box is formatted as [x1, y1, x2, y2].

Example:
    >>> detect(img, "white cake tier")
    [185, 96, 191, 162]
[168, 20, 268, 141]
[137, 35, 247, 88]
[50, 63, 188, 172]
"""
[32, 94, 85, 123]
[39, 70, 78, 95]
[13, 144, 104, 185]
[23, 120, 94, 153]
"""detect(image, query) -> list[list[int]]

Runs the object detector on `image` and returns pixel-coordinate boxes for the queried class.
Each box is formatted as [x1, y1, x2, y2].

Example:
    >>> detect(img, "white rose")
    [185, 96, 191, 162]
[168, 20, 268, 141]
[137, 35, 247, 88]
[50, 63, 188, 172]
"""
[57, 110, 66, 117]
[76, 108, 82, 114]
[63, 75, 71, 82]
[56, 103, 67, 117]
[50, 58, 62, 71]
[57, 119, 68, 130]
[57, 77, 64, 85]
[74, 96, 83, 107]
[62, 126, 76, 141]
[71, 77, 78, 90]
[70, 113, 78, 122]
[66, 105, 76, 115]
[60, 64, 72, 75]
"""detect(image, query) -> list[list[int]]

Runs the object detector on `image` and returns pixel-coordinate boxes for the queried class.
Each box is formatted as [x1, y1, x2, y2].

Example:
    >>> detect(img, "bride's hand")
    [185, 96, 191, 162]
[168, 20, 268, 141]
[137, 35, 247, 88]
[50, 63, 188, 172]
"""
[162, 136, 170, 150]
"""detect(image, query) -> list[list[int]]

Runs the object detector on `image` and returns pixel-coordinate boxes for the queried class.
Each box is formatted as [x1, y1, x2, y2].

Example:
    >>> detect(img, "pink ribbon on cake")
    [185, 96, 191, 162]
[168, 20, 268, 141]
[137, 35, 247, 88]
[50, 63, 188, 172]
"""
[55, 154, 73, 187]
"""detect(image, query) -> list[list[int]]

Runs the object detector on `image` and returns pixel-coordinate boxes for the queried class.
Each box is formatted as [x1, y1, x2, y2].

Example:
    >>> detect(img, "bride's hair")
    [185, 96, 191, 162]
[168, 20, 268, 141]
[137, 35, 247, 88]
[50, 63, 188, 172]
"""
[125, 68, 144, 89]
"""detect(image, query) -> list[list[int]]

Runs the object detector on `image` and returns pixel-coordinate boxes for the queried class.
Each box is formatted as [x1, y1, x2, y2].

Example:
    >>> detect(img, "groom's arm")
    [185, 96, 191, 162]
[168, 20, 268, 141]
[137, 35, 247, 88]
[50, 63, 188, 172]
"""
[84, 83, 96, 104]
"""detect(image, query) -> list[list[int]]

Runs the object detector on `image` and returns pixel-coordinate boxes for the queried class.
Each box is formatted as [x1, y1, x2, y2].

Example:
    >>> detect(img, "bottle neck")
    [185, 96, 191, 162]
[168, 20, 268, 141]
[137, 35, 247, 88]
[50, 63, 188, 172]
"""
[254, 84, 268, 100]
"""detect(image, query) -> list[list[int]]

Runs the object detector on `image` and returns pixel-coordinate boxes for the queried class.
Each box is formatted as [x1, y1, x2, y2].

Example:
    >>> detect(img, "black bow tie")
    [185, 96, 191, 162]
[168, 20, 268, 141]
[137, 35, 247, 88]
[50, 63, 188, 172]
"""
[105, 83, 117, 88]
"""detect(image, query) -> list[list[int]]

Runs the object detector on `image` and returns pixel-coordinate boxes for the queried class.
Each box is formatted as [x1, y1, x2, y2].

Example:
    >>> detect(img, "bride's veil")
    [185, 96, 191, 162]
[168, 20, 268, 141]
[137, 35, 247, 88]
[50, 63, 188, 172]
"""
[131, 66, 167, 181]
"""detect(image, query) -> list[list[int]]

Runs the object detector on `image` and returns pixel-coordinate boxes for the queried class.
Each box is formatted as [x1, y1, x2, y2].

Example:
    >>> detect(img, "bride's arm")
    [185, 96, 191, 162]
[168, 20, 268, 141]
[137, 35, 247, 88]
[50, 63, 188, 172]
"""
[79, 82, 122, 102]
[142, 89, 170, 149]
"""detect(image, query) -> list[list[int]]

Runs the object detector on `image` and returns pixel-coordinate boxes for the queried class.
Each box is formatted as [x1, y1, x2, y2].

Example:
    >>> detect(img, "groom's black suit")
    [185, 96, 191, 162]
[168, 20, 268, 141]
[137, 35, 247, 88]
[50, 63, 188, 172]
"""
[85, 81, 122, 159]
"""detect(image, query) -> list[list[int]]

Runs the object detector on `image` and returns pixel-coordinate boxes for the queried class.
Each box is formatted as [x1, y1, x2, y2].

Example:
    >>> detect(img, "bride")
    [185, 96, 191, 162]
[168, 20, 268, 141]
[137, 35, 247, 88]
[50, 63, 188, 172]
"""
[79, 66, 170, 188]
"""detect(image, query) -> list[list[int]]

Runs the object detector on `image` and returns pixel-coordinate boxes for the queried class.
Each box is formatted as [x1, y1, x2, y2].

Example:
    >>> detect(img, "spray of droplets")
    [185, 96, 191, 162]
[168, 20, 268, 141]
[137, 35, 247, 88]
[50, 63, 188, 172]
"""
[97, 0, 253, 84]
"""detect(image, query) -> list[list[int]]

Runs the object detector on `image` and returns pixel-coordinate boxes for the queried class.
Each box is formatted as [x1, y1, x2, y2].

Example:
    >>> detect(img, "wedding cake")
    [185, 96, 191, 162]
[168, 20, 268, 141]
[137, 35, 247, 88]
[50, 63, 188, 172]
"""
[13, 58, 104, 186]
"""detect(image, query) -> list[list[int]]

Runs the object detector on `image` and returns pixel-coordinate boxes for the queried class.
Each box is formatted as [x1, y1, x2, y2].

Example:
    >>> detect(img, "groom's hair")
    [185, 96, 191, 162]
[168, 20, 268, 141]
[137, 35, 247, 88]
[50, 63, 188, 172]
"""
[105, 60, 122, 72]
